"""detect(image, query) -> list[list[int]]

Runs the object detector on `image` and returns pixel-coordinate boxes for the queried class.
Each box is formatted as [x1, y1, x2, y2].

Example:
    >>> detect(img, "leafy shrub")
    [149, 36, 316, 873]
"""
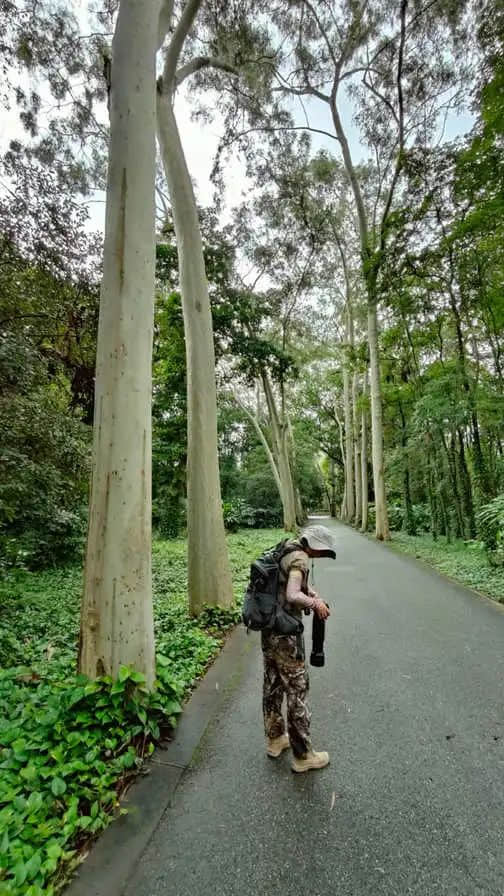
[152, 487, 186, 539]
[0, 663, 181, 896]
[387, 504, 404, 531]
[412, 504, 431, 533]
[0, 384, 91, 571]
[367, 503, 430, 534]
[198, 604, 242, 631]
[1, 506, 88, 570]
[477, 494, 504, 567]
[223, 499, 255, 531]
[223, 499, 282, 531]
[251, 507, 283, 528]
[222, 500, 241, 532]
[0, 528, 285, 893]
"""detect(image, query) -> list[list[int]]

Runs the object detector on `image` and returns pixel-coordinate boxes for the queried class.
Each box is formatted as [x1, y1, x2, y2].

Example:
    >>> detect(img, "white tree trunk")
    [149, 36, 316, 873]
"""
[334, 399, 346, 518]
[287, 414, 304, 524]
[236, 398, 283, 497]
[368, 302, 390, 540]
[361, 369, 369, 533]
[331, 95, 389, 540]
[353, 371, 362, 527]
[343, 368, 354, 521]
[278, 436, 298, 531]
[157, 92, 233, 614]
[80, 0, 161, 686]
[261, 373, 297, 530]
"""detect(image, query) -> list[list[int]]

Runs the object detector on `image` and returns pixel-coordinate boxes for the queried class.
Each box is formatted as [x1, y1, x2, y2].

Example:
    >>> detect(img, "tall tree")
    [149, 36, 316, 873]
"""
[248, 0, 470, 539]
[79, 0, 162, 685]
[155, 0, 242, 614]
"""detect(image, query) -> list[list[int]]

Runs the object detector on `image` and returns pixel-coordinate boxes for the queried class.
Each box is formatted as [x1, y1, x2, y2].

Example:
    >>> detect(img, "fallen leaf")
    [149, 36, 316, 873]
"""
[47, 645, 55, 661]
[215, 682, 219, 690]
[330, 791, 337, 810]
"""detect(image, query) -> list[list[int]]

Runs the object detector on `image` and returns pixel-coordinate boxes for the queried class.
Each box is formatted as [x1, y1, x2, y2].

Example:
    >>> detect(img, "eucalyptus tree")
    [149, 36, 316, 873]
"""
[243, 138, 372, 528]
[255, 0, 471, 539]
[155, 0, 279, 610]
[79, 0, 165, 685]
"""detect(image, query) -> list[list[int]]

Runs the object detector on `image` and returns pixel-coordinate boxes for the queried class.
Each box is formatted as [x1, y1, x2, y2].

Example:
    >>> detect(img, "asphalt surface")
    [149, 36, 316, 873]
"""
[125, 520, 504, 896]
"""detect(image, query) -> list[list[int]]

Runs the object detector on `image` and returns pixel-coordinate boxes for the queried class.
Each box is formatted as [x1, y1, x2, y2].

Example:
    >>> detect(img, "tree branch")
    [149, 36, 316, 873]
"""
[379, 0, 407, 250]
[175, 55, 238, 86]
[303, 0, 339, 69]
[162, 0, 203, 87]
[270, 67, 330, 103]
[222, 124, 338, 150]
[158, 0, 174, 50]
[363, 73, 400, 127]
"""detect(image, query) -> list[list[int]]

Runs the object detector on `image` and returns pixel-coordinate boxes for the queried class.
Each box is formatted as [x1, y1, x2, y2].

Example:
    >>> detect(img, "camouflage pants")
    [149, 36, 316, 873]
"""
[262, 630, 311, 759]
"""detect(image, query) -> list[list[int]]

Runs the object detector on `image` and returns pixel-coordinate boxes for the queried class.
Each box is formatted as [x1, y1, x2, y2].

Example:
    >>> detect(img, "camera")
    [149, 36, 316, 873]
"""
[310, 604, 328, 667]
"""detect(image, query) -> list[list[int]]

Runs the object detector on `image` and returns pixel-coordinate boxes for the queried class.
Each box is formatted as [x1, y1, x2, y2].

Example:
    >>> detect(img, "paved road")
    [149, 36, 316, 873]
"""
[126, 521, 504, 896]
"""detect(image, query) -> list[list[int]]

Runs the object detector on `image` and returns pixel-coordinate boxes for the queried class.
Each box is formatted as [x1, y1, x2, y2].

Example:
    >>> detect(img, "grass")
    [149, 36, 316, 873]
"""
[388, 531, 504, 603]
[0, 528, 283, 896]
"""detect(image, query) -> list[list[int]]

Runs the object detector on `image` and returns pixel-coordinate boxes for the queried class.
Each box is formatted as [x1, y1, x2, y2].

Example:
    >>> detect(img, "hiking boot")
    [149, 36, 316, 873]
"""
[291, 750, 330, 773]
[266, 734, 290, 758]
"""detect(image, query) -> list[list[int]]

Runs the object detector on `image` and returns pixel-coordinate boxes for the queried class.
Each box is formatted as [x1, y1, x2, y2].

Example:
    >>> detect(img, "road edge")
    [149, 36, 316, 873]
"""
[66, 625, 256, 896]
[357, 526, 504, 610]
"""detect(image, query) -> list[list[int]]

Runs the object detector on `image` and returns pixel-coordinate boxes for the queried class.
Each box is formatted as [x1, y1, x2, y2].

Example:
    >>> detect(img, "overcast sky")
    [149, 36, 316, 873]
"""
[0, 39, 474, 237]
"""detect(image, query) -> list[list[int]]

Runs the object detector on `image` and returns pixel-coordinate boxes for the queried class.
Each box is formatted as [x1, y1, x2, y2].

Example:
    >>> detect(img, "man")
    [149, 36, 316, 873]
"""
[262, 524, 336, 773]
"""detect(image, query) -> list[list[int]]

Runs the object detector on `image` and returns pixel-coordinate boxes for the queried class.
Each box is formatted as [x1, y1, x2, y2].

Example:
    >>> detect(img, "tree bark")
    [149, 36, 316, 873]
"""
[261, 372, 297, 530]
[343, 365, 354, 521]
[399, 400, 415, 535]
[441, 431, 464, 539]
[80, 0, 161, 685]
[367, 298, 390, 540]
[446, 269, 489, 498]
[330, 457, 337, 518]
[334, 398, 346, 516]
[457, 427, 476, 538]
[287, 413, 305, 525]
[157, 91, 232, 614]
[360, 370, 369, 533]
[353, 371, 362, 527]
[330, 94, 390, 540]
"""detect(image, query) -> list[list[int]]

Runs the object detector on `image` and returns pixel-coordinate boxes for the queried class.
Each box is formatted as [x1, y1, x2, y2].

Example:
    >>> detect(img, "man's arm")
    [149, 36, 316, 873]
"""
[286, 570, 330, 619]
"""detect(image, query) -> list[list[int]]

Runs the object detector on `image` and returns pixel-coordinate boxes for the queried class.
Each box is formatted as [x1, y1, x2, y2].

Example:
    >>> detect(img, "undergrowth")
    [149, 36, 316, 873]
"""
[0, 529, 282, 896]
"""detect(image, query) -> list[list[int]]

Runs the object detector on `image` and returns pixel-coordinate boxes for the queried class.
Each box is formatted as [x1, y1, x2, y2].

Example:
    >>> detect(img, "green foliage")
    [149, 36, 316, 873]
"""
[477, 495, 504, 567]
[0, 528, 283, 893]
[0, 665, 181, 896]
[389, 533, 504, 603]
[367, 503, 431, 535]
[0, 198, 98, 570]
[222, 498, 282, 532]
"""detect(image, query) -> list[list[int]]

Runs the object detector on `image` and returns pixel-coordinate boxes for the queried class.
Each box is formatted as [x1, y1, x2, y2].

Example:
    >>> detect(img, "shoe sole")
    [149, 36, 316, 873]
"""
[291, 760, 330, 773]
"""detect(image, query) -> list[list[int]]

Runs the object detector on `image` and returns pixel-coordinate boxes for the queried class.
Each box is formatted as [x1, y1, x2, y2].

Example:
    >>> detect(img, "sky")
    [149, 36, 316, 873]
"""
[0, 2, 475, 238]
[0, 81, 474, 235]
[165, 86, 474, 224]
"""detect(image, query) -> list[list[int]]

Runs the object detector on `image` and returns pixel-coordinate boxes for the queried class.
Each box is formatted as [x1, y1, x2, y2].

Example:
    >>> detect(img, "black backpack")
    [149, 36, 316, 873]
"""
[242, 540, 304, 636]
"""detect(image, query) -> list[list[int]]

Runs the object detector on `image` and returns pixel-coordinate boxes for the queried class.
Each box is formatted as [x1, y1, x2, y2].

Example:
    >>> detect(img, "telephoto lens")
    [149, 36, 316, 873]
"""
[310, 607, 327, 667]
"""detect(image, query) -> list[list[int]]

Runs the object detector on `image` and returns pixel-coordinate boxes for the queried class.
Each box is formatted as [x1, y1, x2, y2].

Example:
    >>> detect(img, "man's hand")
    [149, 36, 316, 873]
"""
[313, 599, 330, 620]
